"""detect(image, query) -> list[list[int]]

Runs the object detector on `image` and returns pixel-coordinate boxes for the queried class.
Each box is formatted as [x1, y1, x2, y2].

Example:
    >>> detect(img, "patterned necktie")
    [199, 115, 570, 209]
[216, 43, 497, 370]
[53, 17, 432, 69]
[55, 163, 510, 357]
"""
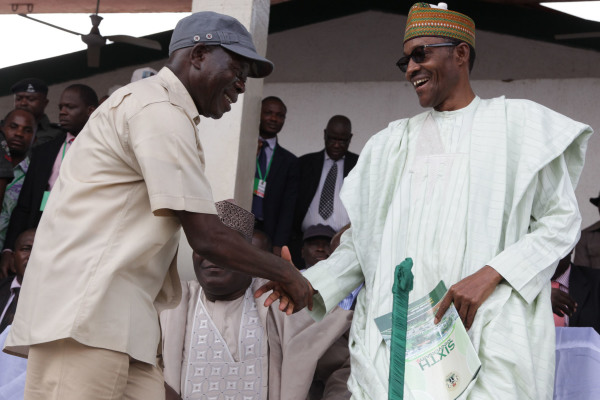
[258, 140, 268, 175]
[319, 161, 337, 219]
[0, 287, 20, 333]
[252, 140, 269, 220]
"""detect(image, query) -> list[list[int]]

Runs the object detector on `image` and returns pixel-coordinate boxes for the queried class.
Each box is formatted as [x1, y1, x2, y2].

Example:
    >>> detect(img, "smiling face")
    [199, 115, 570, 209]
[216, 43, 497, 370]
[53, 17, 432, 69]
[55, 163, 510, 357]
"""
[259, 98, 287, 139]
[403, 37, 466, 111]
[2, 109, 35, 158]
[187, 45, 249, 120]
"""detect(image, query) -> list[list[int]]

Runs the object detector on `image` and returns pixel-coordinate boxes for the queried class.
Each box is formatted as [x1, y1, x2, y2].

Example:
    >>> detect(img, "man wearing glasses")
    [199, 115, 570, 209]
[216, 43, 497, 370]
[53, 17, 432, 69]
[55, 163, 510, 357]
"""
[292, 115, 358, 267]
[293, 2, 593, 398]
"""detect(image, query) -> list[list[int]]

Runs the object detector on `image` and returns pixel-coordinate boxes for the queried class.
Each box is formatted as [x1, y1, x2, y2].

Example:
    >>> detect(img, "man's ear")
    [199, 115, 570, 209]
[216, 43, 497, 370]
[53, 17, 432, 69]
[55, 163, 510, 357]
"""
[87, 105, 96, 117]
[455, 42, 470, 68]
[190, 43, 210, 69]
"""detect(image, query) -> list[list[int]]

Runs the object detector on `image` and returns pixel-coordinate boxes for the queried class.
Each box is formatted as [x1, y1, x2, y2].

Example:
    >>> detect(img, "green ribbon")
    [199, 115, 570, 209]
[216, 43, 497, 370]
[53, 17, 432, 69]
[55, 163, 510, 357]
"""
[389, 258, 414, 400]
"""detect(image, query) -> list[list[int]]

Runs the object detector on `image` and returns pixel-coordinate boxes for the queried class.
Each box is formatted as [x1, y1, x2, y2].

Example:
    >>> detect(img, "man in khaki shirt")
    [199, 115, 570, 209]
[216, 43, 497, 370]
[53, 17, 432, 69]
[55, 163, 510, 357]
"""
[3, 12, 313, 400]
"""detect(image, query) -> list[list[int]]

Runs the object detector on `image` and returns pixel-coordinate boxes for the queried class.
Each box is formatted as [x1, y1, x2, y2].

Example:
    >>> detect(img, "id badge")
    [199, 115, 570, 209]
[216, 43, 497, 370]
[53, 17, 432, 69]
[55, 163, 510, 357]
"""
[253, 178, 267, 198]
[40, 190, 51, 211]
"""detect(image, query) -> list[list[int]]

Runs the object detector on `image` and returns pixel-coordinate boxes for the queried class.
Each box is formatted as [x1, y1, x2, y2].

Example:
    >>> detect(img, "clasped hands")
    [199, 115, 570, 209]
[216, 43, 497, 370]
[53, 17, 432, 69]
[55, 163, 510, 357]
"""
[254, 246, 316, 315]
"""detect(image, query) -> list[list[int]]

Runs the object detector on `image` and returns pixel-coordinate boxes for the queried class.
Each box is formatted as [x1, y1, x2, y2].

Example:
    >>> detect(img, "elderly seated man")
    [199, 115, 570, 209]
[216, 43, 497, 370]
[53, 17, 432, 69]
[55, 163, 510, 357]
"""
[161, 201, 352, 400]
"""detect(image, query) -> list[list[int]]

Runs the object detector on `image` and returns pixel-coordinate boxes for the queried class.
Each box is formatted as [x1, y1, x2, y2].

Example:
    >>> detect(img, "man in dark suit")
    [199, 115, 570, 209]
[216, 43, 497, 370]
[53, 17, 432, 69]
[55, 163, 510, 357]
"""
[573, 191, 600, 268]
[0, 229, 35, 334]
[251, 97, 299, 257]
[291, 115, 358, 267]
[551, 252, 600, 334]
[569, 265, 600, 334]
[0, 84, 97, 277]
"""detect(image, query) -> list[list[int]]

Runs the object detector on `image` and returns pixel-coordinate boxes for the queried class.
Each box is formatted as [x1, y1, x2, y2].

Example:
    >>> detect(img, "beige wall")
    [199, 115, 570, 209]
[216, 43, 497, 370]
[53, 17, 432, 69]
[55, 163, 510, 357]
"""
[1, 10, 598, 232]
[263, 78, 600, 229]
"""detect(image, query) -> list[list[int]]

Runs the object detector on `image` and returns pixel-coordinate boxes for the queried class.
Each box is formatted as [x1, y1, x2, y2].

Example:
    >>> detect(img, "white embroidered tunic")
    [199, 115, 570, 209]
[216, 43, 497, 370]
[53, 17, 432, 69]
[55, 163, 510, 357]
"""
[303, 97, 593, 399]
[182, 287, 265, 400]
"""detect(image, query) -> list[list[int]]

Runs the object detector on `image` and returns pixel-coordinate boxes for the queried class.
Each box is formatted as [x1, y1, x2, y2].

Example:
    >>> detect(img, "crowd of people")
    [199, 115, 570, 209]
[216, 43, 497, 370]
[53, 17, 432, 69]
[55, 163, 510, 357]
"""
[0, 3, 597, 400]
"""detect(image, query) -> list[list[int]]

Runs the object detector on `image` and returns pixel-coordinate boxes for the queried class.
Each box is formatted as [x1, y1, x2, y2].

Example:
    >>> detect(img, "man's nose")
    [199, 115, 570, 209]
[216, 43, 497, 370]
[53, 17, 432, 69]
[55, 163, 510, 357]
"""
[234, 79, 245, 94]
[405, 58, 420, 80]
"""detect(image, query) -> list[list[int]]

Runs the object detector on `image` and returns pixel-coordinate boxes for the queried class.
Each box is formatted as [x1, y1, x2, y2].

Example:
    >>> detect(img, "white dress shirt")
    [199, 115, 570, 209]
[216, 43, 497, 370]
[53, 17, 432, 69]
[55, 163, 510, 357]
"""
[302, 153, 350, 232]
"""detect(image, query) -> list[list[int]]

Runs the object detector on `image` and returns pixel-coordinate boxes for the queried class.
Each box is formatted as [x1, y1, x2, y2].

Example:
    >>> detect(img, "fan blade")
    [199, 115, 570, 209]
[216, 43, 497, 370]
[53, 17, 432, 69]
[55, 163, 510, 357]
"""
[555, 32, 600, 40]
[19, 14, 83, 36]
[105, 35, 162, 50]
[87, 46, 101, 68]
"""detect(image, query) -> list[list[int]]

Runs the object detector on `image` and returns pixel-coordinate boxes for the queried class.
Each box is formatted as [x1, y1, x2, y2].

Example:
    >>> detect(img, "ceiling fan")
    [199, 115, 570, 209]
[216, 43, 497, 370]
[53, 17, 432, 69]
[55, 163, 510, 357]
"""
[18, 0, 162, 68]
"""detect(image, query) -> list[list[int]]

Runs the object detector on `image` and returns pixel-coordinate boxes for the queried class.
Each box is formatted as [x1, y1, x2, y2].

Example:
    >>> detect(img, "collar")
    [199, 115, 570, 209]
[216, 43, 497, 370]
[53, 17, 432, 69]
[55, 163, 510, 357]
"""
[10, 276, 21, 292]
[158, 67, 202, 126]
[261, 136, 277, 149]
[15, 156, 30, 174]
[431, 95, 480, 118]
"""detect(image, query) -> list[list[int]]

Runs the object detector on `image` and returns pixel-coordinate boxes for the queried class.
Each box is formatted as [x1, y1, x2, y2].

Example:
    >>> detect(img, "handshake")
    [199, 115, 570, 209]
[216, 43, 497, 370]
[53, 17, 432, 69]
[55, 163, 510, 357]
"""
[254, 246, 317, 315]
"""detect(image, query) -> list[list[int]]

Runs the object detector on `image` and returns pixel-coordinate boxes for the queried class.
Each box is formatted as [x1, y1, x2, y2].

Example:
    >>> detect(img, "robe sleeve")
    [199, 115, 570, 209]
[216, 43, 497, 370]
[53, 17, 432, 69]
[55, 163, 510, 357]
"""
[487, 153, 581, 304]
[303, 227, 365, 321]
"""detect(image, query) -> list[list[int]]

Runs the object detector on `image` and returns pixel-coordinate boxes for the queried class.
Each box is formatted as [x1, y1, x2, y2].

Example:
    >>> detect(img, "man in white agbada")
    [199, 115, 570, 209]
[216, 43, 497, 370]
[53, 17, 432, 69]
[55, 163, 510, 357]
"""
[260, 3, 593, 399]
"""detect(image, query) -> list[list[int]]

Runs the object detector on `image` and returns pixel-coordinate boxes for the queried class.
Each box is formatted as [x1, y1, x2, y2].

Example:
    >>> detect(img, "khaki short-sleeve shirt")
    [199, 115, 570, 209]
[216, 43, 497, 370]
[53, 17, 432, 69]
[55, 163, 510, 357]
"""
[4, 68, 217, 364]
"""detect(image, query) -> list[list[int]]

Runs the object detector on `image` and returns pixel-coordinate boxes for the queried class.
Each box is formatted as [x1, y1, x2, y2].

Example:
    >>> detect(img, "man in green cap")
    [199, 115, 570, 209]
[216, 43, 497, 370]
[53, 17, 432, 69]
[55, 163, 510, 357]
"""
[261, 2, 593, 399]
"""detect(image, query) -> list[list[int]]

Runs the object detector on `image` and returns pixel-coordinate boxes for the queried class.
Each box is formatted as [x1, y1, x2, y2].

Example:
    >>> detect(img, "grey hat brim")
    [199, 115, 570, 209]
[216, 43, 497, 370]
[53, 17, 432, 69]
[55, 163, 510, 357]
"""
[221, 43, 273, 78]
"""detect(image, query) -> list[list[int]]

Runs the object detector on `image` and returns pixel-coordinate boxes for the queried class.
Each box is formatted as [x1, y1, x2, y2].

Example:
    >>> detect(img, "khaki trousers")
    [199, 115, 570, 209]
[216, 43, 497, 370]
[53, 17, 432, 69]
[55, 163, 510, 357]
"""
[24, 338, 164, 400]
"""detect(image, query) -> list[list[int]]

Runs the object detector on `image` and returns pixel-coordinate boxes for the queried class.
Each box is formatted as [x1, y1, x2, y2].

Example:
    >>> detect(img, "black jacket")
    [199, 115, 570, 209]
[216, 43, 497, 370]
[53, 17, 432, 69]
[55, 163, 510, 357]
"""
[4, 133, 67, 251]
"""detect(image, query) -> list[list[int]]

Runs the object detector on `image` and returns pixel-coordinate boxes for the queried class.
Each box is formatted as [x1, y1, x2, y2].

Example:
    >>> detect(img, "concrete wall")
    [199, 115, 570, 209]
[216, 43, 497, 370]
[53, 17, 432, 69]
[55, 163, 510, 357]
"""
[1, 10, 598, 229]
[265, 11, 600, 83]
[263, 78, 600, 229]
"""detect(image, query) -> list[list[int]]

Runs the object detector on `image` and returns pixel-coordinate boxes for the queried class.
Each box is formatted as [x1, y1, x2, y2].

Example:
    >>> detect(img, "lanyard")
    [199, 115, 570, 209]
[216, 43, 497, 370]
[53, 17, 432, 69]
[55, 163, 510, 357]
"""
[256, 144, 276, 181]
[6, 173, 25, 191]
[61, 138, 69, 161]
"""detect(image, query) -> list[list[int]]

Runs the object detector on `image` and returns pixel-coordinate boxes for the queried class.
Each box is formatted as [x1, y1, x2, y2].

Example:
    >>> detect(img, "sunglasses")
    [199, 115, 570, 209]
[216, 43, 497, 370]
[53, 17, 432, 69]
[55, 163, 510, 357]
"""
[396, 42, 458, 73]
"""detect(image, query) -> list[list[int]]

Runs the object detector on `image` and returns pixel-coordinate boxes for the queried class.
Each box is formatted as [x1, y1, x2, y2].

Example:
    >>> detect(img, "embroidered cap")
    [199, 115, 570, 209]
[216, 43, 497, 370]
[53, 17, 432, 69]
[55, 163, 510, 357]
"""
[169, 11, 274, 78]
[215, 200, 255, 242]
[404, 2, 476, 48]
[11, 78, 48, 95]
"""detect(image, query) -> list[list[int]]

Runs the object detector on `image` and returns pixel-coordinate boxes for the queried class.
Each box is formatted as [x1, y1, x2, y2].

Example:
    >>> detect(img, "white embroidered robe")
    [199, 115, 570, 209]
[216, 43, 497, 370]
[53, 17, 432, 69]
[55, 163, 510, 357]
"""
[303, 96, 593, 399]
